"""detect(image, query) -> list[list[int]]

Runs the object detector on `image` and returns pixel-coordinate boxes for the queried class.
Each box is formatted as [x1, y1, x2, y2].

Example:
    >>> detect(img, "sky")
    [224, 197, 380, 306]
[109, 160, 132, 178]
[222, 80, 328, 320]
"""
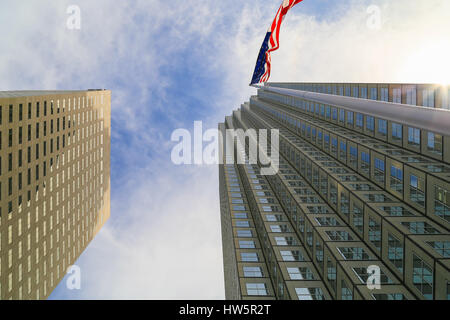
[0, 0, 449, 300]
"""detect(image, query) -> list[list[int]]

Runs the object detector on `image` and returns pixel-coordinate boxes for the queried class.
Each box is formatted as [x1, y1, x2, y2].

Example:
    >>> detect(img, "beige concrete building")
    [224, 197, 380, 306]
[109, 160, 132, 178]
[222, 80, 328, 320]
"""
[0, 90, 111, 300]
[219, 83, 449, 300]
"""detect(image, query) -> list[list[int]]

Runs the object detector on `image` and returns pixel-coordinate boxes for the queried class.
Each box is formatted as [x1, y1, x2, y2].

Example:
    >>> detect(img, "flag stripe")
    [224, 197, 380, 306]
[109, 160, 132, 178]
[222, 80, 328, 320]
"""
[250, 0, 304, 85]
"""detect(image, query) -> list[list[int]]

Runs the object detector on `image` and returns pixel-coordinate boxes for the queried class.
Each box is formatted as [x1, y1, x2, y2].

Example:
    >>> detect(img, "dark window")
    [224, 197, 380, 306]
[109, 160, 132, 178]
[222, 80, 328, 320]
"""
[390, 165, 403, 193]
[9, 105, 13, 123]
[392, 123, 403, 142]
[410, 175, 425, 207]
[434, 186, 450, 223]
[413, 254, 433, 300]
[368, 217, 381, 251]
[388, 234, 403, 273]
[8, 129, 12, 147]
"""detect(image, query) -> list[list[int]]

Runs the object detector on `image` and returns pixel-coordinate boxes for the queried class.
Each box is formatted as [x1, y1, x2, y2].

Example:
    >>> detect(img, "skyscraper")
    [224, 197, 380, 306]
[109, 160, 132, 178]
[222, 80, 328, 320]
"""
[0, 90, 111, 300]
[219, 83, 450, 300]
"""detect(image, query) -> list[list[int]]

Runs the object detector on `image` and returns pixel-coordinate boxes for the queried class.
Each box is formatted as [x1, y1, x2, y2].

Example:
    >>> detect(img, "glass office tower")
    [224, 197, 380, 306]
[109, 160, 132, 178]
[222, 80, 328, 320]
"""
[0, 90, 111, 300]
[219, 83, 450, 300]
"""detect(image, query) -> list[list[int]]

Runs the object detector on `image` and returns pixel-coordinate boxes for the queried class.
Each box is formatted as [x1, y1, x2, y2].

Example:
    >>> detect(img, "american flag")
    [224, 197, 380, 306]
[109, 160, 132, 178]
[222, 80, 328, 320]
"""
[250, 0, 304, 85]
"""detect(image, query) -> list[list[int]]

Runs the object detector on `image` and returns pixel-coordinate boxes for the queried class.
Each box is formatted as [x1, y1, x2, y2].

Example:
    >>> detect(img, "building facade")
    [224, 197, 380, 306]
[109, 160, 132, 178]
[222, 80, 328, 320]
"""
[219, 83, 450, 300]
[0, 90, 111, 300]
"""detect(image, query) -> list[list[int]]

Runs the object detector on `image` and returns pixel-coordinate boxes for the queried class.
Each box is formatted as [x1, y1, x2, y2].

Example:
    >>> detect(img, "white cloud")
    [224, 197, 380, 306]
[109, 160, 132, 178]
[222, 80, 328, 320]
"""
[71, 165, 224, 299]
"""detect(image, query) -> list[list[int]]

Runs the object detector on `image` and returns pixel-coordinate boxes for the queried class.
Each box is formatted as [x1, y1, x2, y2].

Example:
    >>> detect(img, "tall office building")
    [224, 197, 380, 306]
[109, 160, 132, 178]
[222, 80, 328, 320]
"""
[0, 90, 111, 300]
[219, 83, 450, 300]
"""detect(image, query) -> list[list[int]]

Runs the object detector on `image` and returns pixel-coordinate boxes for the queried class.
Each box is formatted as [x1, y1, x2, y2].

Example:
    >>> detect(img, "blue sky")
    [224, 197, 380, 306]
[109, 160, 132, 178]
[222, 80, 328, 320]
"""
[1, 0, 449, 299]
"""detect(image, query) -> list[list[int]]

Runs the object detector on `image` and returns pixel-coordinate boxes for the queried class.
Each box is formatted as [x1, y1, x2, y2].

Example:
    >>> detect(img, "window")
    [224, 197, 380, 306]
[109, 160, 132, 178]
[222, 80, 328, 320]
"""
[406, 87, 417, 105]
[246, 283, 267, 296]
[360, 87, 368, 99]
[316, 217, 340, 226]
[441, 88, 450, 109]
[434, 186, 450, 223]
[295, 287, 324, 300]
[332, 108, 337, 120]
[390, 165, 403, 193]
[339, 141, 347, 161]
[266, 214, 282, 222]
[374, 158, 385, 185]
[370, 87, 377, 100]
[352, 204, 364, 234]
[345, 86, 351, 97]
[422, 89, 435, 107]
[356, 113, 363, 128]
[233, 213, 247, 219]
[380, 88, 389, 102]
[339, 109, 345, 122]
[327, 258, 337, 292]
[361, 152, 370, 175]
[368, 218, 381, 251]
[8, 153, 12, 171]
[325, 105, 331, 118]
[324, 134, 330, 150]
[366, 116, 374, 132]
[401, 221, 440, 234]
[326, 230, 352, 241]
[410, 175, 425, 207]
[280, 250, 304, 261]
[241, 252, 258, 262]
[379, 206, 414, 217]
[235, 221, 249, 227]
[412, 254, 433, 299]
[237, 230, 252, 238]
[427, 132, 442, 156]
[338, 247, 372, 260]
[243, 267, 263, 277]
[408, 127, 420, 147]
[378, 119, 387, 136]
[239, 240, 255, 249]
[8, 129, 12, 147]
[349, 146, 358, 168]
[347, 111, 354, 126]
[388, 234, 403, 272]
[275, 237, 290, 246]
[340, 193, 350, 218]
[287, 267, 314, 280]
[270, 225, 289, 233]
[9, 105, 13, 123]
[392, 123, 403, 142]
[341, 280, 353, 300]
[330, 182, 337, 206]
[426, 241, 449, 258]
[393, 88, 401, 103]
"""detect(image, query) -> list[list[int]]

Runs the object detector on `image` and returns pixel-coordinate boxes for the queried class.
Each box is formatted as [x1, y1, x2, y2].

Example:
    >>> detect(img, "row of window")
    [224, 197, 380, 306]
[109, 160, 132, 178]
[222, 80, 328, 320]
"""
[268, 83, 450, 109]
[253, 95, 450, 225]
[258, 91, 447, 162]
[0, 95, 106, 126]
